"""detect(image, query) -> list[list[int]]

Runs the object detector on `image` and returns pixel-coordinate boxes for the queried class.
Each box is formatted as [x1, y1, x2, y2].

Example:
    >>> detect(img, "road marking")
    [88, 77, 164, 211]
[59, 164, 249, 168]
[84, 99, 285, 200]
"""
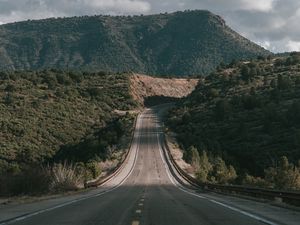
[132, 221, 140, 225]
[209, 200, 278, 225]
[155, 122, 279, 225]
[0, 115, 144, 225]
[135, 209, 142, 214]
[139, 203, 143, 206]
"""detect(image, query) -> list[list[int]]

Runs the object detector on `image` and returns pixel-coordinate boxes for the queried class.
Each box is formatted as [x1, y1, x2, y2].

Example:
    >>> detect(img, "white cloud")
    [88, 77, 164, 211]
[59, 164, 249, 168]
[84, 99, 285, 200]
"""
[286, 40, 300, 52]
[240, 0, 274, 12]
[148, 0, 275, 13]
[85, 0, 151, 13]
[257, 40, 271, 49]
[0, 0, 151, 24]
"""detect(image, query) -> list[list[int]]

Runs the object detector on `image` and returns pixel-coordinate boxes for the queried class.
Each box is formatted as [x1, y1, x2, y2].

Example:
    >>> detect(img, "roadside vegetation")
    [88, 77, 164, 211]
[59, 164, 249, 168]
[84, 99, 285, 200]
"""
[167, 53, 300, 190]
[0, 70, 138, 196]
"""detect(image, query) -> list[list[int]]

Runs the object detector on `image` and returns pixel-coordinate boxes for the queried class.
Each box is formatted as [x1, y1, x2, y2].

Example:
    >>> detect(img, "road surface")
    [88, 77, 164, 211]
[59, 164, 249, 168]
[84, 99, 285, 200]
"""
[1, 106, 300, 225]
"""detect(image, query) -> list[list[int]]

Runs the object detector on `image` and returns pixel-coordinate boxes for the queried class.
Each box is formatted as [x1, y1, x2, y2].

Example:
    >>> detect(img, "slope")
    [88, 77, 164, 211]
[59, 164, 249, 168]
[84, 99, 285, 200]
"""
[0, 10, 269, 76]
[130, 73, 198, 105]
[167, 53, 300, 189]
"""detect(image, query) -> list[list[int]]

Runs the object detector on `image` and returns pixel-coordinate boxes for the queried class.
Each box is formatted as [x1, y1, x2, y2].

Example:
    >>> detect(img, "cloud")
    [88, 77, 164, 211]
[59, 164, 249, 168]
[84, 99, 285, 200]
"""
[148, 0, 275, 13]
[221, 0, 300, 52]
[0, 0, 299, 52]
[0, 0, 151, 23]
[86, 0, 151, 13]
[286, 40, 300, 52]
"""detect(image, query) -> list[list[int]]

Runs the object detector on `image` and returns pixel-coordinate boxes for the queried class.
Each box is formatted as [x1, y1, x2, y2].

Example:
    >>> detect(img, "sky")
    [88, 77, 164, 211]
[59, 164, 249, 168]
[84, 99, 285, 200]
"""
[0, 0, 299, 53]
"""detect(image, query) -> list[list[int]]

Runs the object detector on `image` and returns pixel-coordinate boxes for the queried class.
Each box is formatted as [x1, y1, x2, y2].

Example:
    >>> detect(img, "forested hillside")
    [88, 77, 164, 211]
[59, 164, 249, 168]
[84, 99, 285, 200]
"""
[167, 53, 300, 190]
[0, 10, 269, 76]
[0, 70, 137, 195]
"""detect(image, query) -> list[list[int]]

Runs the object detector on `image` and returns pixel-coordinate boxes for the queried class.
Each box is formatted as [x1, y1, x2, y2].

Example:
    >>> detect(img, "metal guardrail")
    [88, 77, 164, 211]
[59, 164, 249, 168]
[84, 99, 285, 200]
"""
[162, 135, 300, 207]
[85, 114, 139, 188]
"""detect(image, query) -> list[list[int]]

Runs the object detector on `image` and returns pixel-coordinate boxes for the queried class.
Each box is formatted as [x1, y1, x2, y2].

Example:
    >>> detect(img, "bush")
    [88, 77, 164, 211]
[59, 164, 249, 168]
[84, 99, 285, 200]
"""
[85, 161, 102, 179]
[196, 150, 212, 183]
[242, 174, 271, 188]
[264, 156, 300, 190]
[0, 167, 51, 196]
[214, 99, 232, 120]
[286, 101, 300, 125]
[277, 74, 292, 90]
[49, 162, 84, 192]
[210, 157, 237, 184]
[192, 149, 237, 185]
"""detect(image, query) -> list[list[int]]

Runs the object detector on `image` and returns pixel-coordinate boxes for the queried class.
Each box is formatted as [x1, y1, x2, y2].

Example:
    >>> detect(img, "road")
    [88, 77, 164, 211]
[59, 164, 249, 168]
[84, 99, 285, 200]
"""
[1, 106, 300, 225]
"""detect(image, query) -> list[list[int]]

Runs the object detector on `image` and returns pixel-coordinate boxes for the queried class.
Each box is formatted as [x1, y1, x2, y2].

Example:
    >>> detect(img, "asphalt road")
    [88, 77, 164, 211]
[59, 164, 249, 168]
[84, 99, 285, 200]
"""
[1, 107, 300, 225]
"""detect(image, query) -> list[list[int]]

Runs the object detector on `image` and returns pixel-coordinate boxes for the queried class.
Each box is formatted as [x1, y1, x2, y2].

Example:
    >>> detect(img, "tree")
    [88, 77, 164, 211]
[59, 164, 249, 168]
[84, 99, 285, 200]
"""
[277, 74, 292, 90]
[242, 95, 261, 110]
[190, 147, 200, 171]
[206, 88, 219, 98]
[215, 99, 232, 121]
[265, 156, 300, 190]
[286, 101, 300, 125]
[5, 84, 16, 92]
[249, 67, 257, 78]
[211, 157, 237, 184]
[295, 77, 300, 87]
[196, 150, 212, 183]
[184, 146, 198, 164]
[241, 65, 250, 82]
[4, 93, 14, 105]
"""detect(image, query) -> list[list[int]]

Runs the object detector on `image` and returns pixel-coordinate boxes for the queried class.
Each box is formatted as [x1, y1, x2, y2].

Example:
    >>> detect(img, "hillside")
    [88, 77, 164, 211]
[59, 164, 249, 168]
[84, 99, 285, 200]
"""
[0, 70, 140, 194]
[167, 53, 300, 190]
[0, 10, 269, 76]
[130, 74, 198, 105]
[0, 71, 197, 195]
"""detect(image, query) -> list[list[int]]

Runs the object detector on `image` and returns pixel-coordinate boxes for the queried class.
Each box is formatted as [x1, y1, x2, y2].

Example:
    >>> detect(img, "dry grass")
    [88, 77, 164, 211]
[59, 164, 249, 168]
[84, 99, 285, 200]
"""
[48, 162, 84, 192]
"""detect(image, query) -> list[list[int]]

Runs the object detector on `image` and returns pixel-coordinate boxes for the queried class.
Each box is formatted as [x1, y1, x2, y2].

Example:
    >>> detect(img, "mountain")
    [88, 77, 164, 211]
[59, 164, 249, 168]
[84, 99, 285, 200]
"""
[0, 10, 270, 76]
[166, 53, 300, 189]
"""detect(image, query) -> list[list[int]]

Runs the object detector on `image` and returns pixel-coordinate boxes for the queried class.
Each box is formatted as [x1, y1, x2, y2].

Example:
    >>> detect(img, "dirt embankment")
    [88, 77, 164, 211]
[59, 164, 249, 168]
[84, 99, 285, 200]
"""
[130, 74, 199, 105]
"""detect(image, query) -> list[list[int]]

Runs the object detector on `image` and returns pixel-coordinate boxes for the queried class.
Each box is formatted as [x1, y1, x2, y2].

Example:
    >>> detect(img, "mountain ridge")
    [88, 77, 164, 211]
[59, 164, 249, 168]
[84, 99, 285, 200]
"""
[0, 10, 270, 76]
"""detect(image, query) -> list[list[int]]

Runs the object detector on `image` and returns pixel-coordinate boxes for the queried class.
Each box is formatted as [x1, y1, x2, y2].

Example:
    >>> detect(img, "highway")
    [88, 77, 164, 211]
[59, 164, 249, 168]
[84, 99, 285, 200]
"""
[1, 107, 300, 225]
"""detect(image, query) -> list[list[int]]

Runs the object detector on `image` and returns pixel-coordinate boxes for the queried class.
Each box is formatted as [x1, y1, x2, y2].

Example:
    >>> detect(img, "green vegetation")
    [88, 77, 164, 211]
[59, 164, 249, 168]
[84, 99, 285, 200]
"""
[0, 10, 269, 76]
[167, 53, 300, 190]
[0, 70, 138, 196]
[185, 147, 237, 184]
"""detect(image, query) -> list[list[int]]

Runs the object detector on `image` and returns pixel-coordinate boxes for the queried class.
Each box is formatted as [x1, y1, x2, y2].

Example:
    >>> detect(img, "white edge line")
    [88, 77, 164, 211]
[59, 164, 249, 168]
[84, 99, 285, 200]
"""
[0, 114, 143, 225]
[155, 117, 279, 225]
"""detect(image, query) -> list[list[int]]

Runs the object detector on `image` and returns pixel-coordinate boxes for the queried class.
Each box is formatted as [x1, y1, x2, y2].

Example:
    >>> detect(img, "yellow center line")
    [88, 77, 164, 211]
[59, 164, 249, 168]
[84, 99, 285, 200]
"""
[132, 221, 139, 225]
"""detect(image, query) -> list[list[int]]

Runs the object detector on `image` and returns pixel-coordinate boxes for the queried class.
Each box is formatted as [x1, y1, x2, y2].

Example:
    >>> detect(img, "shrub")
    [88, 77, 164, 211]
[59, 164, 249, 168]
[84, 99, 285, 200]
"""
[264, 156, 300, 190]
[242, 174, 271, 188]
[49, 162, 84, 192]
[85, 161, 102, 179]
[210, 157, 237, 184]
[196, 150, 212, 183]
[0, 167, 51, 196]
[214, 99, 232, 120]
[193, 149, 237, 185]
